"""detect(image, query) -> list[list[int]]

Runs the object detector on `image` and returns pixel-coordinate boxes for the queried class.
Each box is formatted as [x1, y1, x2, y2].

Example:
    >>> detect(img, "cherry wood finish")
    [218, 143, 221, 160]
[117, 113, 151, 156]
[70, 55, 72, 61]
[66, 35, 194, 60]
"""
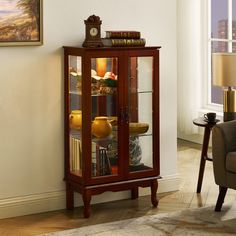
[193, 117, 220, 193]
[64, 46, 161, 217]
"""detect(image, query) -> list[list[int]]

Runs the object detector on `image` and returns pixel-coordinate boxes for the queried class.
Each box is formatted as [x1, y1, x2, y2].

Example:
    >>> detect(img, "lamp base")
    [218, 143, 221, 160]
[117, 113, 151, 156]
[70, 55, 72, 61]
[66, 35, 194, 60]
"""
[223, 89, 236, 122]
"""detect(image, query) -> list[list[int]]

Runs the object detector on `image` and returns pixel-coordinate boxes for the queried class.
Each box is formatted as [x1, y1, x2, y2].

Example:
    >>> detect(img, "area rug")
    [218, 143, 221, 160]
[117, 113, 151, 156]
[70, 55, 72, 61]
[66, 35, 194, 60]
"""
[41, 205, 236, 236]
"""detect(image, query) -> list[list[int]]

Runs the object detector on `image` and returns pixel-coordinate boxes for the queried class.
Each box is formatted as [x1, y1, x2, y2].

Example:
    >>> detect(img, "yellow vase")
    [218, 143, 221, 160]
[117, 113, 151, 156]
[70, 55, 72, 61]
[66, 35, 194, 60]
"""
[92, 116, 112, 138]
[69, 110, 82, 130]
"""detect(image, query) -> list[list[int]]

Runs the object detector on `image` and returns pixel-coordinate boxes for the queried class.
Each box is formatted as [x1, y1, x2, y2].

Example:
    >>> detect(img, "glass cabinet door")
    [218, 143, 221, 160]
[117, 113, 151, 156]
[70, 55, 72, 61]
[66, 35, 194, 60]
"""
[128, 56, 153, 173]
[67, 52, 156, 179]
[68, 55, 83, 177]
[90, 57, 119, 178]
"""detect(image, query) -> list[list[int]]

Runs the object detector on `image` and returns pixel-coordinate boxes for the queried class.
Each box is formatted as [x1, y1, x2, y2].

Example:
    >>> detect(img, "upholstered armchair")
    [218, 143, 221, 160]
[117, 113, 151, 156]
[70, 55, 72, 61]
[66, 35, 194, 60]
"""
[212, 120, 236, 211]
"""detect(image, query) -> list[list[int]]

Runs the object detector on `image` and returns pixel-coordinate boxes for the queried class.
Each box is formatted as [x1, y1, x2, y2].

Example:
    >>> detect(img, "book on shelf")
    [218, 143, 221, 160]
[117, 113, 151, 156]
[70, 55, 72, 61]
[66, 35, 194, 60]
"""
[105, 31, 141, 39]
[101, 38, 146, 47]
[99, 148, 112, 176]
[91, 142, 99, 177]
[91, 142, 112, 177]
[70, 136, 82, 173]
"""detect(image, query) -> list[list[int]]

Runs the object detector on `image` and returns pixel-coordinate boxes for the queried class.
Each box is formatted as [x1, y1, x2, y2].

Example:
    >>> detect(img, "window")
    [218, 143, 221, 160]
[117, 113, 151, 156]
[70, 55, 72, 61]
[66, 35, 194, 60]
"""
[209, 0, 236, 105]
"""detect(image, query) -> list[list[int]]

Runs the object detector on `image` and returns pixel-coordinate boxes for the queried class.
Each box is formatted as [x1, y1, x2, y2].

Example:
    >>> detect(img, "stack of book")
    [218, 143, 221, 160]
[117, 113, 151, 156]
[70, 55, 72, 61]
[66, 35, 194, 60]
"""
[92, 142, 112, 177]
[102, 30, 146, 47]
[70, 136, 82, 174]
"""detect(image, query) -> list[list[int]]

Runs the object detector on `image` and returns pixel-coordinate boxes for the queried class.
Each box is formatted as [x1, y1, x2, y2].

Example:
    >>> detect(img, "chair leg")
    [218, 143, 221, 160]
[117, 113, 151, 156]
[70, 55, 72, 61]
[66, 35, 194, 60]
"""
[215, 186, 228, 212]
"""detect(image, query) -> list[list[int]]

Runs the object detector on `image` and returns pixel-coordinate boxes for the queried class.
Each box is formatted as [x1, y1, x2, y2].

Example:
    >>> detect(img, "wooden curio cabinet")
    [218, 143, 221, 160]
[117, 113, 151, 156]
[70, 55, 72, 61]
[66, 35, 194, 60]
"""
[63, 46, 161, 217]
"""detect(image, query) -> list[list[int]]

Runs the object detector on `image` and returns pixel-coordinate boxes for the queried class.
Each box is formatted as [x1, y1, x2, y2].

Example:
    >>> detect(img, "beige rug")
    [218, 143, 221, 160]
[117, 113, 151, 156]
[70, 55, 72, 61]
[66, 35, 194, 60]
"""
[41, 205, 236, 236]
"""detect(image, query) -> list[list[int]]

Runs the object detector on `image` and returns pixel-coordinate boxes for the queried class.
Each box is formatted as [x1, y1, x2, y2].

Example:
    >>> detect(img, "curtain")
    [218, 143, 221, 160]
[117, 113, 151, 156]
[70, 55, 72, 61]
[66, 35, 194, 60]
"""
[177, 0, 203, 136]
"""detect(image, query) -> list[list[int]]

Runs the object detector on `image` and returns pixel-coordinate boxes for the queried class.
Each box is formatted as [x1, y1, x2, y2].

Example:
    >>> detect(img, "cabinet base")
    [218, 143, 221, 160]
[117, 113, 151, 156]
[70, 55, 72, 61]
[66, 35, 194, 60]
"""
[66, 176, 160, 218]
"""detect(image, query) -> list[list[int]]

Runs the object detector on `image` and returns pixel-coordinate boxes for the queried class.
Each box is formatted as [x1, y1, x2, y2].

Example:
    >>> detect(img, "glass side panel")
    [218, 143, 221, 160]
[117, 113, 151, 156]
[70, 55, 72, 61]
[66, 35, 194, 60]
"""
[128, 57, 153, 173]
[68, 55, 82, 177]
[90, 57, 119, 178]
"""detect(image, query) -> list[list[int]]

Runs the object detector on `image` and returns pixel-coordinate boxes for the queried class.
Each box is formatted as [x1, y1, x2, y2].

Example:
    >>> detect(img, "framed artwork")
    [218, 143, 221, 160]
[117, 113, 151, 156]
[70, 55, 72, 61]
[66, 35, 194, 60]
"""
[0, 0, 43, 46]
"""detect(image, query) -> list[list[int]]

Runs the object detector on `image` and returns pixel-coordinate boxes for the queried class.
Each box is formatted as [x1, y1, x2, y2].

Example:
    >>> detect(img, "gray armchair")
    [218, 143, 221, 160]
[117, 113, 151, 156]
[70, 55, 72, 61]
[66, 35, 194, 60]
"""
[212, 120, 236, 211]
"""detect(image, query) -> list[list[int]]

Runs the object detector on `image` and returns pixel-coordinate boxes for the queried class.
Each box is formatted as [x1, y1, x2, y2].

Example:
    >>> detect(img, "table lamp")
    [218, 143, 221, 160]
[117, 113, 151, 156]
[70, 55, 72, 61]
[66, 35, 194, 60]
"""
[212, 53, 236, 121]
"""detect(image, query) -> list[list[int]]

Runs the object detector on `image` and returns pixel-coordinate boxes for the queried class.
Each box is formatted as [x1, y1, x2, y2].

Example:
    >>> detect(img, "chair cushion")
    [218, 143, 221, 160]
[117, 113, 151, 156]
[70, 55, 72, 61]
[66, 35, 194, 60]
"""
[226, 151, 236, 173]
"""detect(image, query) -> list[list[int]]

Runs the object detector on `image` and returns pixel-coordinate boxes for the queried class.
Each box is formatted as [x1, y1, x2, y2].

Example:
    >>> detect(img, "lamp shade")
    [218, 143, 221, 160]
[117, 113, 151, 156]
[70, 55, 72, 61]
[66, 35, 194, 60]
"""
[212, 53, 236, 87]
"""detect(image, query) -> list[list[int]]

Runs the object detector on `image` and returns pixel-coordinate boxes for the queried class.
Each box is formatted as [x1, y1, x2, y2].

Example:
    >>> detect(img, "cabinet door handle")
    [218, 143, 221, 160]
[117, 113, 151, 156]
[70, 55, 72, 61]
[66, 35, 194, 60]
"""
[124, 106, 129, 124]
[120, 107, 125, 123]
[120, 107, 129, 123]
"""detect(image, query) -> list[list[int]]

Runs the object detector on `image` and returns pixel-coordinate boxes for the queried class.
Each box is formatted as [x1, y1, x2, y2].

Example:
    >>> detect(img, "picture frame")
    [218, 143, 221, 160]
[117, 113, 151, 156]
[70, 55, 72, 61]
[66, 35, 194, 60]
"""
[0, 0, 43, 46]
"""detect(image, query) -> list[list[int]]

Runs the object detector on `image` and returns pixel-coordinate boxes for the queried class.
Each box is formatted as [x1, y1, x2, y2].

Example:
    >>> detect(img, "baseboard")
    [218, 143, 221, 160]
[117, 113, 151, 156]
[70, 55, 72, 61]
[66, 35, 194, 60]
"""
[0, 174, 180, 219]
[178, 132, 204, 145]
[0, 191, 66, 220]
[139, 174, 181, 196]
[158, 174, 181, 193]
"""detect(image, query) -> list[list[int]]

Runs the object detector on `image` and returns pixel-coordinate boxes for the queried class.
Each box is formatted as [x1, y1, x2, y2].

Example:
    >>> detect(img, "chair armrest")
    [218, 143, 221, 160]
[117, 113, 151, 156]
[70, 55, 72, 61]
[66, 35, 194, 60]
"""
[214, 120, 236, 152]
[212, 120, 236, 186]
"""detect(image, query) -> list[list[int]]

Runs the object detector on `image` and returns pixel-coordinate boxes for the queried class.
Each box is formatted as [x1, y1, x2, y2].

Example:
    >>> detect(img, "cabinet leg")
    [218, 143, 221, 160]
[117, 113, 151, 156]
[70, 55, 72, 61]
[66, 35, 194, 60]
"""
[131, 187, 139, 199]
[151, 180, 158, 207]
[82, 191, 92, 218]
[66, 183, 74, 210]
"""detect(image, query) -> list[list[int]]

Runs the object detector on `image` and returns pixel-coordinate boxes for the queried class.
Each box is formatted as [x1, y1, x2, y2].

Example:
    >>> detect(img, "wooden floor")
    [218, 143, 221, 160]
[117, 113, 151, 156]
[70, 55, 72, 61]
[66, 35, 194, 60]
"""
[0, 139, 235, 236]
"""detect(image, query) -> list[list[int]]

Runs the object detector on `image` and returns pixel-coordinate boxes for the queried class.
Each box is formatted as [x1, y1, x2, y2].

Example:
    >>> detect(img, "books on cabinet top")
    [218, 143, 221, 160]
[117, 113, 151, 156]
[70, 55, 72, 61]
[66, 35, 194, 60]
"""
[101, 38, 146, 47]
[103, 30, 145, 47]
[105, 31, 141, 39]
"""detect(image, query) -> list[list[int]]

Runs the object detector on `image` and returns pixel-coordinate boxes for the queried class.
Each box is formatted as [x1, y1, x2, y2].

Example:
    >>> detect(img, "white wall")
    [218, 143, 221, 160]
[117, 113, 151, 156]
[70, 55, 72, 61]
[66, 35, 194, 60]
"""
[0, 0, 178, 218]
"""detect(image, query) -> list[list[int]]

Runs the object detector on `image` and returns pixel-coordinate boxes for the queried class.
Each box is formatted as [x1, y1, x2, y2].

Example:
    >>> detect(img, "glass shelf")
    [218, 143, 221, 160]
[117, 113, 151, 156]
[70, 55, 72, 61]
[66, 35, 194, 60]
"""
[69, 90, 82, 95]
[92, 134, 114, 142]
[136, 90, 153, 94]
[129, 164, 152, 172]
[69, 91, 151, 96]
[69, 90, 116, 97]
[129, 133, 152, 137]
[91, 93, 116, 97]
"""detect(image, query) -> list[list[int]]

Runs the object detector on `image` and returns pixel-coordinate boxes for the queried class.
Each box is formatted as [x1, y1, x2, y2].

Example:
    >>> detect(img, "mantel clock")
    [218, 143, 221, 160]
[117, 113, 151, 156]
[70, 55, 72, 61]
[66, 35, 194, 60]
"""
[82, 15, 103, 48]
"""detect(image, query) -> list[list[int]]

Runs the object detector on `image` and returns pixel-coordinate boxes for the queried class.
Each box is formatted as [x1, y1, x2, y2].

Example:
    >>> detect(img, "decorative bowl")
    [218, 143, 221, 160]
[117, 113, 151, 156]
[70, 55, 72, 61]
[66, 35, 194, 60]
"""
[92, 116, 112, 138]
[69, 110, 82, 130]
[129, 123, 149, 135]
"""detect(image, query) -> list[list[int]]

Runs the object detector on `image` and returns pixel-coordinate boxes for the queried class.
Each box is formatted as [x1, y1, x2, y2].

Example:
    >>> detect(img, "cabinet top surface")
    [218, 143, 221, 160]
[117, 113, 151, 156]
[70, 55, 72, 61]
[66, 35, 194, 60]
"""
[63, 46, 161, 52]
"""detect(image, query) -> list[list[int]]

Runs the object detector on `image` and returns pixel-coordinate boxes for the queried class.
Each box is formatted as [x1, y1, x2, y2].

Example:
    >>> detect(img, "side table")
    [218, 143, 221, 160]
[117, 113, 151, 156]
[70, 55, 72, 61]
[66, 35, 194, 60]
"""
[193, 117, 220, 193]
